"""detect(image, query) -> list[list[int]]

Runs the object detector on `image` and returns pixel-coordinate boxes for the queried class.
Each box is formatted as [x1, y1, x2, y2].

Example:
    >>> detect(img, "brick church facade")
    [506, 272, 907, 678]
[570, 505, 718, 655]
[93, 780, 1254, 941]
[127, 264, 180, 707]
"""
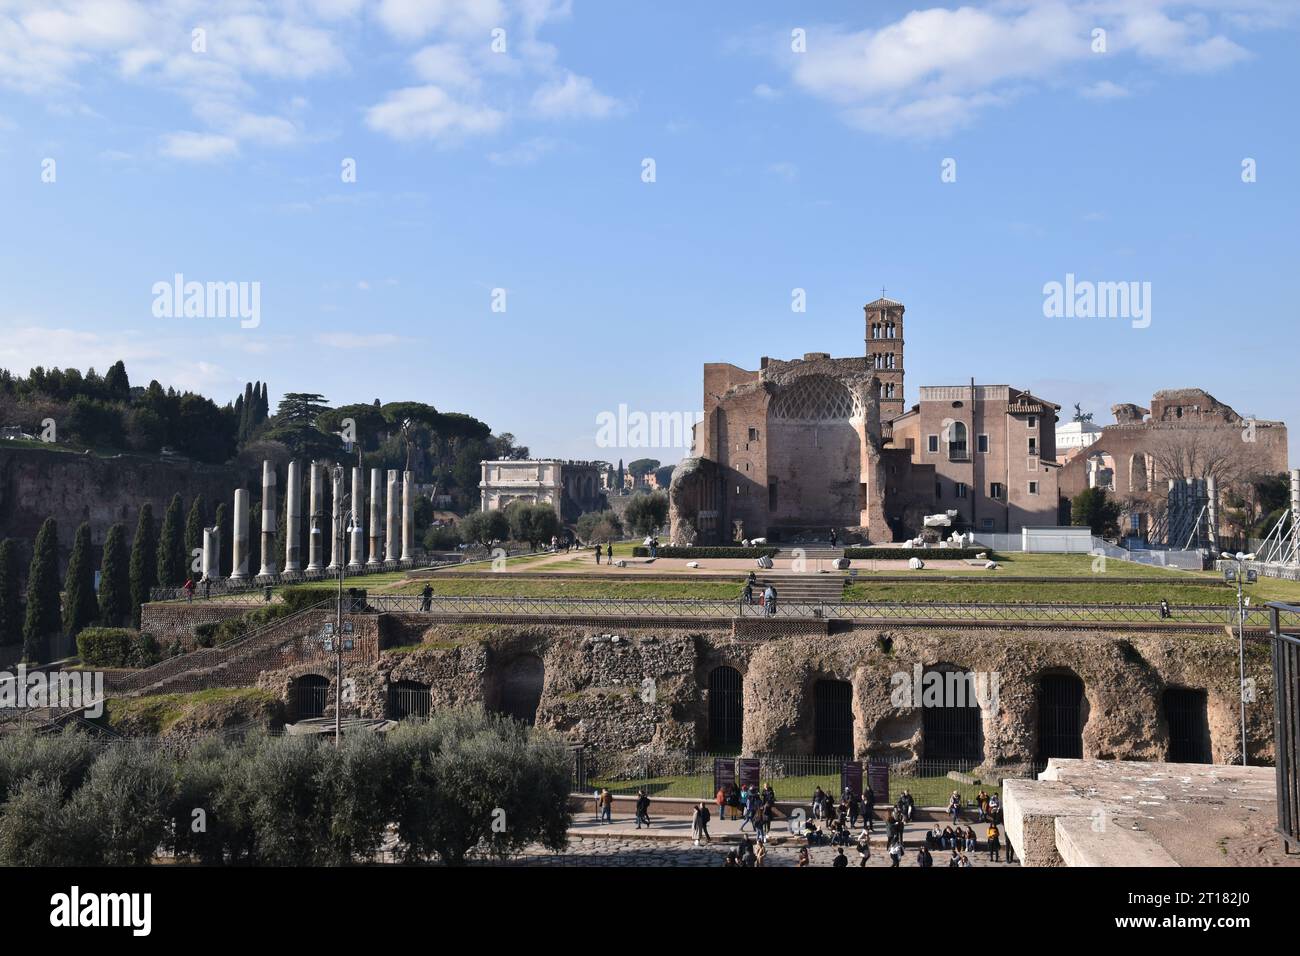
[668, 297, 1064, 544]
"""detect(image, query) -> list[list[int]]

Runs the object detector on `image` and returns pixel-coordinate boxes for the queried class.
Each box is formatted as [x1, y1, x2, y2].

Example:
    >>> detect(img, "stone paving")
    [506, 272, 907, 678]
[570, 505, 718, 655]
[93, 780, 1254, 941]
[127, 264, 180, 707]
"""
[478, 814, 1012, 867]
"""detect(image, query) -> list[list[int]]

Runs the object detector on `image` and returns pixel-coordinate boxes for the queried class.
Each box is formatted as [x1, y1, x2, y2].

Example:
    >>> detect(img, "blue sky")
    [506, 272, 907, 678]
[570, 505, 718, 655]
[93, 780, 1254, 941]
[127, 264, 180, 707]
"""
[1, 0, 1297, 468]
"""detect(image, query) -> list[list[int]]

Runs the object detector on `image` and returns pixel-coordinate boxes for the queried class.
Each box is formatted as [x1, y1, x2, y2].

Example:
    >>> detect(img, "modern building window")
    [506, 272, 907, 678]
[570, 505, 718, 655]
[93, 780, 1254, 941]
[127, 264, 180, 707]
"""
[948, 422, 968, 460]
[955, 482, 968, 499]
[748, 427, 759, 442]
[927, 435, 939, 453]
[977, 434, 989, 453]
[1028, 481, 1039, 495]
[981, 518, 995, 530]
[990, 482, 1004, 500]
[1028, 416, 1037, 429]
[1028, 437, 1038, 456]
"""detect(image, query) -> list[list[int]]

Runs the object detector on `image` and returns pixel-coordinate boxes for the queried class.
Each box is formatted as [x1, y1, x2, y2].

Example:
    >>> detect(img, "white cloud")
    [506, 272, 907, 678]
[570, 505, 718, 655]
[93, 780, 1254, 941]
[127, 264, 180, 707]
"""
[411, 43, 481, 89]
[487, 135, 557, 166]
[314, 331, 405, 348]
[1080, 79, 1130, 99]
[766, 161, 798, 181]
[753, 82, 781, 99]
[365, 85, 505, 141]
[375, 0, 505, 41]
[781, 1, 1274, 139]
[159, 130, 239, 162]
[530, 70, 623, 119]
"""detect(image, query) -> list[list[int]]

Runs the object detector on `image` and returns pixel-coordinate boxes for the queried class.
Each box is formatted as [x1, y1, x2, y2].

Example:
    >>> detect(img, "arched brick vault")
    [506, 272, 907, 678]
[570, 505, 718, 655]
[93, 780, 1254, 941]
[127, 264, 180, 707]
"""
[258, 621, 1275, 770]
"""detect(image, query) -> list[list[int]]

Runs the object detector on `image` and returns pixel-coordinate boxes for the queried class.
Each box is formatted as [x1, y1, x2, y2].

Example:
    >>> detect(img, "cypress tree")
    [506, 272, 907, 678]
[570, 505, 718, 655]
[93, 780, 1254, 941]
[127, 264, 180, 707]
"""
[0, 539, 20, 646]
[185, 494, 205, 577]
[63, 522, 98, 637]
[129, 504, 157, 628]
[22, 518, 61, 663]
[98, 523, 130, 627]
[156, 493, 186, 587]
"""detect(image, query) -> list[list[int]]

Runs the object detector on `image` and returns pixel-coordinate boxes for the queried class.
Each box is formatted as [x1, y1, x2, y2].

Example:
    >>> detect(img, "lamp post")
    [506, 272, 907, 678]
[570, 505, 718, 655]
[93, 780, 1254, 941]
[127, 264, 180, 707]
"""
[1222, 550, 1256, 766]
[313, 463, 361, 746]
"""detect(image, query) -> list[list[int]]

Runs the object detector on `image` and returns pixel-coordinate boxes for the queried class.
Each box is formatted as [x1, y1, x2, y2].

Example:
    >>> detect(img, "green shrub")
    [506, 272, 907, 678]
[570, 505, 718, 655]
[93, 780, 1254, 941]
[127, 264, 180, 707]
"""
[76, 627, 135, 666]
[76, 627, 161, 668]
[842, 547, 990, 560]
[632, 546, 779, 559]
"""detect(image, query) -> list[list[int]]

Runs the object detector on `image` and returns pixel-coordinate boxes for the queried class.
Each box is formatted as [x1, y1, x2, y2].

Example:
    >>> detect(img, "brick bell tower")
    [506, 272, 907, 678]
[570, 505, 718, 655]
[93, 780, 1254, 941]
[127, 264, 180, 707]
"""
[865, 295, 905, 423]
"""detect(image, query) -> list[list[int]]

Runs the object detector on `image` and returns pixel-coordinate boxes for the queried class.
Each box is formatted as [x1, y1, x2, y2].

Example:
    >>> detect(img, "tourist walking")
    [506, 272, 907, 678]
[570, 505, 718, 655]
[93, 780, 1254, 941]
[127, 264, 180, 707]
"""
[987, 821, 1001, 861]
[183, 577, 195, 602]
[764, 583, 777, 617]
[606, 543, 613, 564]
[421, 582, 433, 611]
[595, 544, 601, 565]
[692, 801, 711, 845]
[599, 788, 613, 823]
[635, 789, 651, 829]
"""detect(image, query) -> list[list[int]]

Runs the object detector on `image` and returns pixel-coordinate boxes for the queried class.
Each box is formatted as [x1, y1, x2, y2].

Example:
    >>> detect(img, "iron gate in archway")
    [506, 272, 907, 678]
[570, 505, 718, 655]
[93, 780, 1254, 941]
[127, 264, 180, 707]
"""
[1037, 673, 1084, 761]
[708, 666, 743, 751]
[295, 674, 329, 720]
[814, 679, 854, 756]
[1164, 687, 1211, 763]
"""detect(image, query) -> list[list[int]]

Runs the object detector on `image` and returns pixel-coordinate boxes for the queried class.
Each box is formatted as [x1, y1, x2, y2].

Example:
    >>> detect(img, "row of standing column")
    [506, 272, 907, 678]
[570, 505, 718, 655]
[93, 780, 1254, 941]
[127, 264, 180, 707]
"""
[209, 459, 415, 581]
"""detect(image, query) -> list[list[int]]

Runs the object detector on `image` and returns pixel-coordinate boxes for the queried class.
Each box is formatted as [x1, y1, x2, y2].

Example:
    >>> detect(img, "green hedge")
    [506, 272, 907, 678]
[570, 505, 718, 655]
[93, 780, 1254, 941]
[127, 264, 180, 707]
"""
[631, 546, 780, 559]
[77, 627, 161, 668]
[842, 547, 991, 560]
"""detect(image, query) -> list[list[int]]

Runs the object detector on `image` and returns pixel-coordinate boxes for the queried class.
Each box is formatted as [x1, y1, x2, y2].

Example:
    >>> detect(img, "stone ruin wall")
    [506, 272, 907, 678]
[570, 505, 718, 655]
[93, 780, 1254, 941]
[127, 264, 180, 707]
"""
[251, 618, 1274, 776]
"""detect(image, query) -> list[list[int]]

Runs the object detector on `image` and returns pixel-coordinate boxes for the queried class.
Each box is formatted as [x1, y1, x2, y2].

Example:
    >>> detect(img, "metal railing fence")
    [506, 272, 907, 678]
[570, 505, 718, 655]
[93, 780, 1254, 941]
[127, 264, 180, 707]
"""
[355, 593, 1298, 628]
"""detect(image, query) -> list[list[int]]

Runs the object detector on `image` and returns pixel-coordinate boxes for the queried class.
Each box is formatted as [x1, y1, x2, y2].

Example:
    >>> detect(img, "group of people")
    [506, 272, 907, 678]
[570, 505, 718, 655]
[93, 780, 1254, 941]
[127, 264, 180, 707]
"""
[596, 778, 1016, 866]
[741, 571, 778, 616]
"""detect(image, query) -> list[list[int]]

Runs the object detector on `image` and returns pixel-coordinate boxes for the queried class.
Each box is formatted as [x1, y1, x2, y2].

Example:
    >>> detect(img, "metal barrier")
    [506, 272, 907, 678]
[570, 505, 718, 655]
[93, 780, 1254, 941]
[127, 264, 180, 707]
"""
[581, 751, 1044, 807]
[1268, 602, 1300, 852]
[360, 593, 1299, 628]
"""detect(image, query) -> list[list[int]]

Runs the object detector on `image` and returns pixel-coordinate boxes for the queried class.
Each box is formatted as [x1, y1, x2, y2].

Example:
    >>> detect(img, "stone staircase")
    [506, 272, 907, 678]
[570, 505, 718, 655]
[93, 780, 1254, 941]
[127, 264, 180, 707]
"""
[106, 601, 335, 699]
[751, 572, 846, 604]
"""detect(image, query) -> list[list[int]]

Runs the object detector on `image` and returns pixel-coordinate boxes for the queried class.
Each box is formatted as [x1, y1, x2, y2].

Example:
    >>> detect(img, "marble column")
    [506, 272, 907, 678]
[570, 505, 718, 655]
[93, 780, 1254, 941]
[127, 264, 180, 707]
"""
[202, 526, 220, 581]
[284, 459, 302, 574]
[401, 470, 414, 564]
[258, 460, 277, 579]
[230, 488, 249, 580]
[326, 465, 342, 572]
[306, 461, 324, 572]
[386, 470, 400, 564]
[368, 467, 383, 566]
[349, 466, 365, 569]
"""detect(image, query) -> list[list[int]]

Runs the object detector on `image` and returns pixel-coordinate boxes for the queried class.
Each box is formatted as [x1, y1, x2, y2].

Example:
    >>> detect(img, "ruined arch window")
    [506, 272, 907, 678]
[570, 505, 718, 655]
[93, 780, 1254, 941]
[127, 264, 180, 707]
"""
[768, 375, 863, 422]
[1130, 454, 1149, 493]
[921, 665, 984, 763]
[496, 654, 545, 726]
[708, 666, 743, 752]
[814, 679, 854, 756]
[1164, 687, 1211, 763]
[294, 674, 330, 720]
[388, 680, 431, 720]
[1036, 673, 1085, 761]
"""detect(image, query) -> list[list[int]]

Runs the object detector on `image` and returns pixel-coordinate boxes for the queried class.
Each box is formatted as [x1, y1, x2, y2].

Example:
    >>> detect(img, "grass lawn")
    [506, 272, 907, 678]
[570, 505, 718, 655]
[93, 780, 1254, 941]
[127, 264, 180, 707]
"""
[588, 771, 1002, 807]
[102, 686, 278, 735]
[383, 578, 742, 600]
[843, 579, 1237, 605]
